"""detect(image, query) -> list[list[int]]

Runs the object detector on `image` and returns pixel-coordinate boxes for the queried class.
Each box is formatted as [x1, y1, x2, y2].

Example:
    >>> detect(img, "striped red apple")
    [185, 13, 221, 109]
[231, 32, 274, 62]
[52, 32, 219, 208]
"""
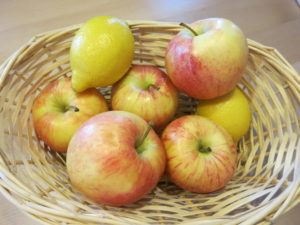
[162, 115, 237, 193]
[67, 111, 166, 206]
[32, 77, 108, 152]
[111, 65, 178, 129]
[166, 18, 248, 99]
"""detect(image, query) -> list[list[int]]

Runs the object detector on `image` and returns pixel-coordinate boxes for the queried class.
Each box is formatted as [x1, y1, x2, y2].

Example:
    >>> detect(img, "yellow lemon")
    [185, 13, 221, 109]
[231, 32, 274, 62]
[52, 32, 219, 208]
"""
[70, 16, 134, 92]
[196, 87, 251, 143]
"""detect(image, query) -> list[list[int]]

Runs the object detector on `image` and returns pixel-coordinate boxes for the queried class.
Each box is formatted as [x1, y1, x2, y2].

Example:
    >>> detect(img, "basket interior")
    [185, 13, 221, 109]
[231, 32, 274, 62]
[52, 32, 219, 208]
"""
[0, 21, 299, 224]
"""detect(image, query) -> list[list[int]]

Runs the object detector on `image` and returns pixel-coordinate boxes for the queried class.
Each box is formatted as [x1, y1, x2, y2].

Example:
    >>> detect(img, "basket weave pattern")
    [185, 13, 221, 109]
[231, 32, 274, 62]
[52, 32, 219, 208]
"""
[0, 20, 300, 225]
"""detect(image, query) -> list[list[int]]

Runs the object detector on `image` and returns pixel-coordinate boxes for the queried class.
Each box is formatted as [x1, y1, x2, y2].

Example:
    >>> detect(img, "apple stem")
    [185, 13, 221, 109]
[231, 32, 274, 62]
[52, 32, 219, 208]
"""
[148, 84, 160, 91]
[65, 105, 79, 112]
[198, 146, 212, 153]
[135, 121, 154, 149]
[180, 22, 198, 36]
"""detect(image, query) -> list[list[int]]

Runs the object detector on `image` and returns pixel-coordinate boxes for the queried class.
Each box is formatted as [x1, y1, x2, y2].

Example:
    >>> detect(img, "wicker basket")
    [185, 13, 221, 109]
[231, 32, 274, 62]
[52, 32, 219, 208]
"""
[0, 20, 300, 225]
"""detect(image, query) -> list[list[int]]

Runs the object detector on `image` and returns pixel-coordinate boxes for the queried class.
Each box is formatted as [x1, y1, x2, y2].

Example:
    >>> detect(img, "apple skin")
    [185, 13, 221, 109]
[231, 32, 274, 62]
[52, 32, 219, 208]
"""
[32, 77, 108, 153]
[111, 65, 179, 129]
[161, 115, 237, 193]
[66, 111, 166, 206]
[165, 18, 248, 99]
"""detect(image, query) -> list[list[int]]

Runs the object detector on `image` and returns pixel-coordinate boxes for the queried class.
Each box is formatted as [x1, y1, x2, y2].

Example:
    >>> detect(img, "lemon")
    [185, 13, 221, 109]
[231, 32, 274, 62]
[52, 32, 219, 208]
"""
[70, 16, 134, 92]
[196, 87, 251, 143]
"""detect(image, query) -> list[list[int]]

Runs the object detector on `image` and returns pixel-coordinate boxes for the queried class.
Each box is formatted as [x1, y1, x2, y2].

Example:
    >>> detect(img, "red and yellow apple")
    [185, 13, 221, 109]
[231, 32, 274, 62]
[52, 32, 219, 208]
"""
[32, 77, 108, 153]
[162, 115, 237, 193]
[66, 111, 166, 206]
[111, 65, 179, 129]
[165, 18, 248, 99]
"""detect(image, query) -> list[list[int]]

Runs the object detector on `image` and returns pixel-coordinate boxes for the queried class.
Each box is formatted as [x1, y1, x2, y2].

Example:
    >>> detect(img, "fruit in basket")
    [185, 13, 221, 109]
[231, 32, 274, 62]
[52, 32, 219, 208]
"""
[111, 65, 179, 129]
[196, 87, 251, 143]
[32, 77, 108, 153]
[162, 115, 237, 193]
[70, 16, 135, 92]
[165, 18, 248, 99]
[66, 111, 166, 206]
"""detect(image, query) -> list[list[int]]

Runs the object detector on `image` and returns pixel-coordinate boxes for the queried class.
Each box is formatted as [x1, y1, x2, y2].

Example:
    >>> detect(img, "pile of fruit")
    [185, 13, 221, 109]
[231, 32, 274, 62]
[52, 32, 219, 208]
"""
[32, 16, 251, 206]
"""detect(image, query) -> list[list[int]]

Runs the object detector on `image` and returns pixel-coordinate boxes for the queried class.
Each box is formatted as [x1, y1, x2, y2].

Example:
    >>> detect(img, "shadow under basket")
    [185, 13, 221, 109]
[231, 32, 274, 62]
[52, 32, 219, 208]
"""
[0, 20, 300, 225]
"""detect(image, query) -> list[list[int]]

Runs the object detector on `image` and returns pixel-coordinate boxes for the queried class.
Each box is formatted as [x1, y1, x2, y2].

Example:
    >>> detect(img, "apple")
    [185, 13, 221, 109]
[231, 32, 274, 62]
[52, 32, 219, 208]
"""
[32, 77, 108, 153]
[111, 65, 179, 129]
[66, 111, 166, 206]
[162, 115, 237, 193]
[165, 18, 248, 99]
